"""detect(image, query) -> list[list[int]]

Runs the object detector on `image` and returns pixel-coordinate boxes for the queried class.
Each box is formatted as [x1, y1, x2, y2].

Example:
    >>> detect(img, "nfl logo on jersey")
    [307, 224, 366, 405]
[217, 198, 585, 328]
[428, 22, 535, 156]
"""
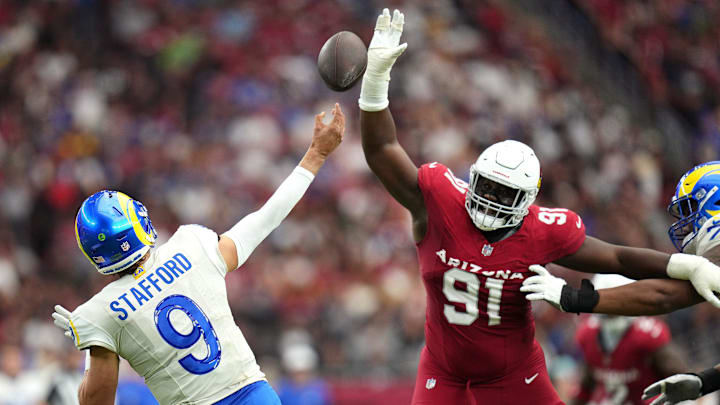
[482, 244, 493, 256]
[425, 378, 436, 390]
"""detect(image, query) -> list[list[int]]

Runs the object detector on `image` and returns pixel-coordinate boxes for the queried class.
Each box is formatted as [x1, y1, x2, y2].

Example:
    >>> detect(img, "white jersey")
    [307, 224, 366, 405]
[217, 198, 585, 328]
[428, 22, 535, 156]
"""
[684, 213, 720, 256]
[69, 225, 264, 405]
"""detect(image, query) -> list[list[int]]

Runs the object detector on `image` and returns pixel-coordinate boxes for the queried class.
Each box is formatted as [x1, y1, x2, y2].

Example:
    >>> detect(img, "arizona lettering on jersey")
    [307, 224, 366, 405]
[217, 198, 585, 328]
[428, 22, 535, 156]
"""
[69, 225, 264, 405]
[416, 162, 586, 381]
[576, 316, 671, 405]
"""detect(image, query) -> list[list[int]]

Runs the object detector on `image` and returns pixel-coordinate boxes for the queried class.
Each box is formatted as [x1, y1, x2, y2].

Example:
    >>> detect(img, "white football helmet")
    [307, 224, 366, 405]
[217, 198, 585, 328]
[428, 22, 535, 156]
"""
[465, 140, 541, 230]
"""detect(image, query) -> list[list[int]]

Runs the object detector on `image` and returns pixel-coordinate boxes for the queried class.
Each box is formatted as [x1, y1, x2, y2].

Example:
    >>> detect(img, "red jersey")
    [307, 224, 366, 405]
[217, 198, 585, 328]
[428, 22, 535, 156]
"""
[576, 316, 671, 405]
[416, 162, 586, 381]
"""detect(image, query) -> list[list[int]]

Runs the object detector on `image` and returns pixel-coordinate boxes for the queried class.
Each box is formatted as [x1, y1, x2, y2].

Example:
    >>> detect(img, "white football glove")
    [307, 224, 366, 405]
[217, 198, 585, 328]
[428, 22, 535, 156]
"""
[358, 8, 407, 112]
[642, 374, 702, 405]
[520, 265, 567, 311]
[52, 305, 74, 340]
[666, 253, 720, 308]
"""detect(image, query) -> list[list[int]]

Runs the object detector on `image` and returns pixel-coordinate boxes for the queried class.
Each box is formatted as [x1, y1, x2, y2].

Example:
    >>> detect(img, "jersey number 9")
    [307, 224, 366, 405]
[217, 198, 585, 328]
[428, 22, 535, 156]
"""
[154, 294, 222, 375]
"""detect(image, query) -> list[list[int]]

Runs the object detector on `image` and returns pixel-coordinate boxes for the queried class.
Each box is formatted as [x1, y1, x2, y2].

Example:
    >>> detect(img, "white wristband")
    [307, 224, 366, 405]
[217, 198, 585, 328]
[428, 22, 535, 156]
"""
[667, 253, 710, 280]
[359, 71, 390, 112]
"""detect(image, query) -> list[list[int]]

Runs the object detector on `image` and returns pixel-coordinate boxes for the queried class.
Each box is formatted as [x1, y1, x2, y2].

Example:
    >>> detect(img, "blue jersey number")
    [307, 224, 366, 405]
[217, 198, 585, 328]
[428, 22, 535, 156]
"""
[154, 294, 221, 375]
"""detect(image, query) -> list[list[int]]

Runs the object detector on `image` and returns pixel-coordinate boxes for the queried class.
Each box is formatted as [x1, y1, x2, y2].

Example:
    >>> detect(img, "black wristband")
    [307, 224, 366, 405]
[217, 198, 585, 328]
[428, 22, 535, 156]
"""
[560, 279, 599, 314]
[695, 367, 720, 395]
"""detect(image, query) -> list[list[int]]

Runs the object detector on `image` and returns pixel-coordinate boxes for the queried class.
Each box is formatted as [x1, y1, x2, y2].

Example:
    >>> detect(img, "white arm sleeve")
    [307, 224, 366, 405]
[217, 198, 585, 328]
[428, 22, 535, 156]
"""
[222, 166, 314, 269]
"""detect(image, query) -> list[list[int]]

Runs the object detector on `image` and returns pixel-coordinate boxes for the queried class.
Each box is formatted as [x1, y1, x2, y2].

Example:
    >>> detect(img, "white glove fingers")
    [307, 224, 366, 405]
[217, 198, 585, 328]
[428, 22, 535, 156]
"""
[525, 293, 546, 301]
[52, 316, 67, 328]
[528, 264, 549, 276]
[390, 43, 407, 58]
[51, 311, 67, 321]
[699, 287, 720, 308]
[522, 275, 544, 286]
[519, 283, 542, 293]
[378, 8, 390, 30]
[54, 305, 71, 317]
[391, 10, 403, 32]
[389, 11, 404, 46]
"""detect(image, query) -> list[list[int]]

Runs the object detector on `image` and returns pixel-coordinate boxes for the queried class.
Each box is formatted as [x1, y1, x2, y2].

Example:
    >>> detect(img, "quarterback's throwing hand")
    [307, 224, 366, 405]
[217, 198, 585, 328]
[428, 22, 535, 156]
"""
[520, 265, 567, 311]
[52, 305, 73, 340]
[311, 103, 345, 158]
[642, 374, 702, 405]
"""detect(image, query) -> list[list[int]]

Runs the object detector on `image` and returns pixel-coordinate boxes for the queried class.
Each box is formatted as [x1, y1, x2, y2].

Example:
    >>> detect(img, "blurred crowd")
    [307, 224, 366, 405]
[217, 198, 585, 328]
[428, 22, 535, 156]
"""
[577, 0, 720, 158]
[0, 0, 719, 403]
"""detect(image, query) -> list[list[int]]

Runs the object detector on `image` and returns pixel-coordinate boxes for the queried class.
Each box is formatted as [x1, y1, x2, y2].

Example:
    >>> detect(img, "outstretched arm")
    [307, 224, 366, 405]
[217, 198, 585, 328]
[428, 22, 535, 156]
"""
[553, 237, 720, 307]
[522, 266, 704, 315]
[218, 104, 345, 271]
[554, 236, 671, 280]
[359, 9, 426, 239]
[522, 244, 720, 314]
[592, 279, 702, 315]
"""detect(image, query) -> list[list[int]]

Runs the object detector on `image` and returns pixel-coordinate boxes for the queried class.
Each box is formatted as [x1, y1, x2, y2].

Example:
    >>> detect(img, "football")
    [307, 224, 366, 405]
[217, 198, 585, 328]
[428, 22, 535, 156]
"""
[317, 31, 367, 92]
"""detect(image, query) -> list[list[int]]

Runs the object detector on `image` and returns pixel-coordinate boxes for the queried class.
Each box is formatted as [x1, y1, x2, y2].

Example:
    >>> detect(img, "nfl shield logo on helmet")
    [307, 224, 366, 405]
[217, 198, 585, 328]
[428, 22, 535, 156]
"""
[425, 378, 436, 390]
[482, 244, 494, 256]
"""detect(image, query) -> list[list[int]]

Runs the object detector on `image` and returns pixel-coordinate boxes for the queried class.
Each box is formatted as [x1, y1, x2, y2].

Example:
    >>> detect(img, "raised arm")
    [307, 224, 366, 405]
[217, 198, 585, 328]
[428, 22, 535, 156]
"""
[358, 9, 426, 229]
[218, 104, 344, 271]
[360, 110, 423, 216]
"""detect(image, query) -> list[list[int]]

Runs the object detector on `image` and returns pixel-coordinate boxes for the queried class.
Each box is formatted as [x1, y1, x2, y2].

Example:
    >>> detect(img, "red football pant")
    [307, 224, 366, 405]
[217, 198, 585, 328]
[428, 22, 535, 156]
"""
[411, 341, 564, 405]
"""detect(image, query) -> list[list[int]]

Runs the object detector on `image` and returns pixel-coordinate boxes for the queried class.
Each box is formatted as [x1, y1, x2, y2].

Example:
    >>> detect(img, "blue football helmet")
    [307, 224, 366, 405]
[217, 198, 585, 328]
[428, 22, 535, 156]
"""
[668, 161, 720, 252]
[75, 190, 157, 275]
